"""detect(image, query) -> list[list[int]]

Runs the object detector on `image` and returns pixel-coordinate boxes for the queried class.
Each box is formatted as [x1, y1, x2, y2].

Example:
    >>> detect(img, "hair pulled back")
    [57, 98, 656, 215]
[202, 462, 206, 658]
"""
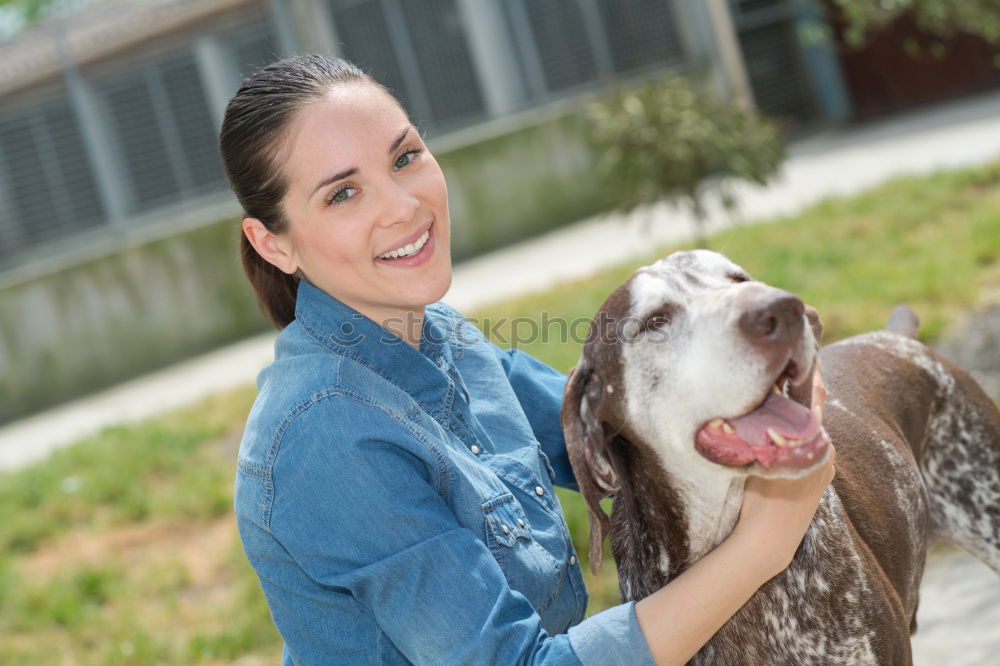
[219, 54, 376, 329]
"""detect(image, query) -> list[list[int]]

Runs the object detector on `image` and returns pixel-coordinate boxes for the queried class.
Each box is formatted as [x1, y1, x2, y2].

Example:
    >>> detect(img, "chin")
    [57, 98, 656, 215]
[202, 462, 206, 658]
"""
[418, 259, 453, 306]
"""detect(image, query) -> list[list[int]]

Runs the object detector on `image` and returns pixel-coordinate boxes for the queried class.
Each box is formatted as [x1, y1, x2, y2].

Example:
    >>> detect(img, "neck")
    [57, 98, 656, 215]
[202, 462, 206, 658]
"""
[378, 310, 424, 348]
[611, 444, 746, 599]
[679, 469, 746, 560]
[352, 303, 425, 348]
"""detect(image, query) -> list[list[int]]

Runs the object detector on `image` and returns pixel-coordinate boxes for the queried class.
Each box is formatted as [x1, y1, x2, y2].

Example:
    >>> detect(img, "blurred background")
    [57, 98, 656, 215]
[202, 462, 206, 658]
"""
[1, 0, 999, 663]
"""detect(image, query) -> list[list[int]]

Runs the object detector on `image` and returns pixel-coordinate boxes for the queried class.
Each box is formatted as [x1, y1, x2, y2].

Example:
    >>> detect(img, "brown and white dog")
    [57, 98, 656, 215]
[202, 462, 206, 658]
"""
[563, 250, 1000, 664]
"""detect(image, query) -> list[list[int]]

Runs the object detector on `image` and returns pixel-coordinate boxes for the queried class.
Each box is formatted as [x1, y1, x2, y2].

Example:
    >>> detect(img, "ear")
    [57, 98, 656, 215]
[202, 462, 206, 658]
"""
[242, 218, 298, 275]
[562, 359, 619, 575]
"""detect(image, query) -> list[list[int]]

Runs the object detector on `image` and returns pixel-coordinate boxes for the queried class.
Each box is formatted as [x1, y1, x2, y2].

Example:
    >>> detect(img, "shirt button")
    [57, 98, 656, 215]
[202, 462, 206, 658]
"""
[470, 445, 480, 455]
[535, 486, 544, 496]
[517, 518, 525, 527]
[569, 555, 577, 566]
[501, 524, 510, 534]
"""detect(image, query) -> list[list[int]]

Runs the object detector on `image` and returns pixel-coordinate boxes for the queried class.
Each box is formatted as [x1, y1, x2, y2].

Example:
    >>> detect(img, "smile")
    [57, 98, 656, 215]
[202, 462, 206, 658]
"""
[379, 229, 430, 259]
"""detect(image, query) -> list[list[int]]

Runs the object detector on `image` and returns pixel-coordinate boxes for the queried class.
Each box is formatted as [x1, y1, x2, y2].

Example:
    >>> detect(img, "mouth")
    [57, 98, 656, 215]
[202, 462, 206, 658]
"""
[694, 355, 830, 476]
[375, 222, 435, 267]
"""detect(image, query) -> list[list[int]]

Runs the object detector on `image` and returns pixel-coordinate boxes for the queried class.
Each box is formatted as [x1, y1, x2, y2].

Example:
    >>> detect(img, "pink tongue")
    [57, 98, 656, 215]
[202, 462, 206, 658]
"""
[730, 392, 816, 447]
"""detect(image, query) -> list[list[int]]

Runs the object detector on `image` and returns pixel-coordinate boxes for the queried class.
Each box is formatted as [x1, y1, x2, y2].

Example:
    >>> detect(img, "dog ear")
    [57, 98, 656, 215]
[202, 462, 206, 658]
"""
[562, 359, 619, 575]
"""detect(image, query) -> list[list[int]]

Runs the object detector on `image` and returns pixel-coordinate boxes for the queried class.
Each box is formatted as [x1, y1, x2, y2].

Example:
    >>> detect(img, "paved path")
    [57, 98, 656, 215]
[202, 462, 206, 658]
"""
[913, 544, 1000, 664]
[5, 89, 1000, 470]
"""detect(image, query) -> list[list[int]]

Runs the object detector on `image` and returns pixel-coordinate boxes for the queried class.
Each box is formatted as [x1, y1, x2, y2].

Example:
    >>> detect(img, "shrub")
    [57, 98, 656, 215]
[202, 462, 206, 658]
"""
[584, 75, 784, 246]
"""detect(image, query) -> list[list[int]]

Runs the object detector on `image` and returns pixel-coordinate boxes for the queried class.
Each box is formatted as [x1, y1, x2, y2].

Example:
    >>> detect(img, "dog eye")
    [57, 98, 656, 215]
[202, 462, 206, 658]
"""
[728, 273, 751, 283]
[645, 311, 672, 330]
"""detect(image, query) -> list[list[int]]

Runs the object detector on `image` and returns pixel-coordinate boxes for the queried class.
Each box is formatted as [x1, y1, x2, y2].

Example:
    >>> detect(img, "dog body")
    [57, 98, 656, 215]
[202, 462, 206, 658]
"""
[563, 250, 1000, 664]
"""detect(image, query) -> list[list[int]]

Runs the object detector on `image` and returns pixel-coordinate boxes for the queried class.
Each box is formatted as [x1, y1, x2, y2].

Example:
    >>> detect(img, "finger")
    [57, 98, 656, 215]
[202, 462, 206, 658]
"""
[811, 366, 827, 405]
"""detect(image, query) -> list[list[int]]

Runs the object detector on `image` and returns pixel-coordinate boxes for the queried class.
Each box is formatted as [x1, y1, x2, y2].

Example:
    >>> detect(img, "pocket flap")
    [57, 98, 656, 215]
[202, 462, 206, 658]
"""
[482, 492, 532, 548]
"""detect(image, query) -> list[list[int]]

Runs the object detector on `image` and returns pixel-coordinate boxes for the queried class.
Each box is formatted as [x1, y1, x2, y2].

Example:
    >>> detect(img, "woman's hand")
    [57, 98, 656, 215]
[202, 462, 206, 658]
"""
[810, 363, 827, 422]
[734, 446, 836, 577]
[732, 365, 835, 577]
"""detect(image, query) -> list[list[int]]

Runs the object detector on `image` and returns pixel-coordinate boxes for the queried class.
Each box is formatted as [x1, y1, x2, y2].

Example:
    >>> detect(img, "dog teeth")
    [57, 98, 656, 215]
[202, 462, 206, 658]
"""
[771, 384, 782, 395]
[767, 428, 788, 447]
[707, 419, 735, 435]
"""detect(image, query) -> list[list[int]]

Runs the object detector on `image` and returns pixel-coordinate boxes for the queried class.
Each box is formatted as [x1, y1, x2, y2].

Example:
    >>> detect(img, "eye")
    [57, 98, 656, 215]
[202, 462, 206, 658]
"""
[327, 185, 358, 206]
[394, 148, 422, 170]
[728, 273, 751, 283]
[645, 310, 672, 330]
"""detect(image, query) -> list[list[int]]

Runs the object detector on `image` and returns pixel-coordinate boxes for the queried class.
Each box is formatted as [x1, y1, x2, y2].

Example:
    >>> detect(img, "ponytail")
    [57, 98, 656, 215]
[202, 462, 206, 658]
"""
[239, 233, 299, 329]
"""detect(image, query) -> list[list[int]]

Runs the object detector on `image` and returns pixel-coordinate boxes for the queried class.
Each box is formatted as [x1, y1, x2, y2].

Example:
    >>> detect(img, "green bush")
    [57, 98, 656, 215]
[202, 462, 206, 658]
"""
[584, 75, 784, 245]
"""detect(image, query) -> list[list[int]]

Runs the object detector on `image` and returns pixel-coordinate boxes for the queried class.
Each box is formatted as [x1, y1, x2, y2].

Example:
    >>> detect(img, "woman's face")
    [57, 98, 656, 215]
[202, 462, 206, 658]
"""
[272, 82, 452, 329]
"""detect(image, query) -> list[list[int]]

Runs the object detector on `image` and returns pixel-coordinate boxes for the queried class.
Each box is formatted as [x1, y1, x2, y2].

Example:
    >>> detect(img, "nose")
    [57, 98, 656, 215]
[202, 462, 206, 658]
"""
[380, 177, 420, 228]
[738, 290, 804, 345]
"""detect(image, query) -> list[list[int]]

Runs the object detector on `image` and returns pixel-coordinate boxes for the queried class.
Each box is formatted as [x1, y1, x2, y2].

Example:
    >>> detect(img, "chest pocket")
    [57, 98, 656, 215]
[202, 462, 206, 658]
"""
[482, 492, 561, 613]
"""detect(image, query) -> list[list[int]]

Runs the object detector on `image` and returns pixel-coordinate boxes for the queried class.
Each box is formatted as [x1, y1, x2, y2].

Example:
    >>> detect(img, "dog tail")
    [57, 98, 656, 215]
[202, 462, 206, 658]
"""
[886, 305, 920, 339]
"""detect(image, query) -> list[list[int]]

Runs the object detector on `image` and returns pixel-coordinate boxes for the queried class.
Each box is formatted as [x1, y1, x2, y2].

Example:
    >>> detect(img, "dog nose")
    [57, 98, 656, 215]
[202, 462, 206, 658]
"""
[739, 292, 805, 345]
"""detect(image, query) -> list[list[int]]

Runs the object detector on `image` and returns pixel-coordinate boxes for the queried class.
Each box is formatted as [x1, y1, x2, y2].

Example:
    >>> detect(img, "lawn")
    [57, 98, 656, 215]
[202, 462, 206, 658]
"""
[3, 163, 1000, 664]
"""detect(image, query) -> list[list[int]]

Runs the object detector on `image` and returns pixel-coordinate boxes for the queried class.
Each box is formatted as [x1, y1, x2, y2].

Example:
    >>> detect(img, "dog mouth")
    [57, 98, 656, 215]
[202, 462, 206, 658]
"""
[694, 357, 830, 475]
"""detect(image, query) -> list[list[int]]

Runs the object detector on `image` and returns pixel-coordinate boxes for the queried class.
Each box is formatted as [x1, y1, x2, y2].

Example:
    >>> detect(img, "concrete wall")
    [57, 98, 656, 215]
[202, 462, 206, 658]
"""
[0, 106, 610, 423]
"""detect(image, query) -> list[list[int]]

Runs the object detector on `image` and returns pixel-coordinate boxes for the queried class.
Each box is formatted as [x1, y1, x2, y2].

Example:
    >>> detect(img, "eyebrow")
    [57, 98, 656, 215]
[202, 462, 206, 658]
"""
[310, 126, 413, 198]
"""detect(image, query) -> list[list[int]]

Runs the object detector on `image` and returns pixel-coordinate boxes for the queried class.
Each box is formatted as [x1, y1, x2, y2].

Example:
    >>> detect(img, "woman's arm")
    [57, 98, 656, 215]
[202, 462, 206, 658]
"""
[494, 346, 578, 489]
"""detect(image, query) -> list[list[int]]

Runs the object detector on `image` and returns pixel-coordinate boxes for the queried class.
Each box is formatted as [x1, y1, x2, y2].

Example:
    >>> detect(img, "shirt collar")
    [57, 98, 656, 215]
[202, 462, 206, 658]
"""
[293, 279, 459, 422]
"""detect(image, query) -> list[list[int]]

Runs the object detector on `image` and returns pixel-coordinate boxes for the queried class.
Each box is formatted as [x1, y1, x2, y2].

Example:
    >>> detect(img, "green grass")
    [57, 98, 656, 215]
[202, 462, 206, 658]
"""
[3, 162, 1000, 663]
[0, 387, 280, 665]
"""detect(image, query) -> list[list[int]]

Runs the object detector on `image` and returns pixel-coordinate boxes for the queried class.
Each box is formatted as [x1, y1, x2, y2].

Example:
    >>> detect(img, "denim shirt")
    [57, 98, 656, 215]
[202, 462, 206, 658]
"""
[235, 280, 653, 665]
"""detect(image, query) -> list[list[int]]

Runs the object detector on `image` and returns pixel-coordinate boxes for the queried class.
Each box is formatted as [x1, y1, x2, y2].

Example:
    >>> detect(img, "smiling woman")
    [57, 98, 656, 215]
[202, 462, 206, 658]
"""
[218, 54, 835, 666]
[225, 60, 451, 342]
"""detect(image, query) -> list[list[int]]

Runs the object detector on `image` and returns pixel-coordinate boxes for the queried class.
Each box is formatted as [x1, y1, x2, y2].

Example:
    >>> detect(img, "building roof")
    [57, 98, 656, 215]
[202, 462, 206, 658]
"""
[0, 0, 259, 97]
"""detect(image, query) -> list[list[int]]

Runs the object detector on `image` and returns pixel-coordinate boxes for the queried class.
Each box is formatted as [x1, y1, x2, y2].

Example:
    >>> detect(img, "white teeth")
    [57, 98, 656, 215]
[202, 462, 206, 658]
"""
[722, 423, 735, 435]
[767, 427, 804, 448]
[767, 428, 788, 447]
[380, 230, 430, 260]
[709, 419, 724, 428]
[772, 384, 782, 395]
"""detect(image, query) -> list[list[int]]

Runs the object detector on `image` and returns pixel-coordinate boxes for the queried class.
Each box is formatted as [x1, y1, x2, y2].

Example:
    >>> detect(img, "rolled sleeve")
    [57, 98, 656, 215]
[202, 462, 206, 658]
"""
[568, 601, 654, 666]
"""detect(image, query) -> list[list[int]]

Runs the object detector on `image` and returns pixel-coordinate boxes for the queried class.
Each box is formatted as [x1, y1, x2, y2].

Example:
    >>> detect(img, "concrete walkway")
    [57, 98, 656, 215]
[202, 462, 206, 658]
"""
[5, 89, 1000, 470]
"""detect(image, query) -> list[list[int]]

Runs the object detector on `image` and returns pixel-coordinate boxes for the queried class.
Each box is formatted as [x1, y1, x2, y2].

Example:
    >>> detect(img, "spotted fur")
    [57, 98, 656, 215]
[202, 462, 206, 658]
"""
[562, 250, 1000, 665]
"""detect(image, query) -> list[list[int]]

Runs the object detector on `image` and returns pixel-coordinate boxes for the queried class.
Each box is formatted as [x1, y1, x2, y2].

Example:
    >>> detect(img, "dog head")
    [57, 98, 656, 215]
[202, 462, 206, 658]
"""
[563, 250, 829, 571]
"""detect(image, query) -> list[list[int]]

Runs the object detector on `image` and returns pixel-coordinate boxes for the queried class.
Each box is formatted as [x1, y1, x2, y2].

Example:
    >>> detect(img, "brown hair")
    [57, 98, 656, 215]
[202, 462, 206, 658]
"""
[218, 54, 380, 328]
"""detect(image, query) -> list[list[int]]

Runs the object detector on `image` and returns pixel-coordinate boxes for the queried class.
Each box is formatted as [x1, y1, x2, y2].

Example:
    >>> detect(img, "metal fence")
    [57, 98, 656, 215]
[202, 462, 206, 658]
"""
[0, 0, 817, 275]
[0, 0, 282, 270]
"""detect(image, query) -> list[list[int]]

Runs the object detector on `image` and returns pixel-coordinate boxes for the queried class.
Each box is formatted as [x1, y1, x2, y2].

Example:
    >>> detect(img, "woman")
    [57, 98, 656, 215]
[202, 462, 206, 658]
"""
[221, 54, 834, 665]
